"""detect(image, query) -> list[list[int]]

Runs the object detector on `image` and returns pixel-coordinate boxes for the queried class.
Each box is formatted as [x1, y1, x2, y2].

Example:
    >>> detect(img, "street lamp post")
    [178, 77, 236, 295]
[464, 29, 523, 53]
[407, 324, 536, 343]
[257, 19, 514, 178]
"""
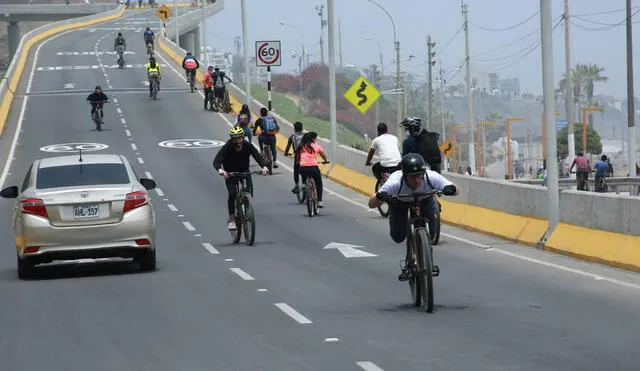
[240, 0, 251, 106]
[451, 125, 467, 171]
[367, 0, 401, 138]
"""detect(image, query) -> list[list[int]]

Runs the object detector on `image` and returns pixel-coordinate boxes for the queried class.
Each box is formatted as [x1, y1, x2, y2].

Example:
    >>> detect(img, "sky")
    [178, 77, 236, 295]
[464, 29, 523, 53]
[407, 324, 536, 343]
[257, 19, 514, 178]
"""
[200, 0, 640, 99]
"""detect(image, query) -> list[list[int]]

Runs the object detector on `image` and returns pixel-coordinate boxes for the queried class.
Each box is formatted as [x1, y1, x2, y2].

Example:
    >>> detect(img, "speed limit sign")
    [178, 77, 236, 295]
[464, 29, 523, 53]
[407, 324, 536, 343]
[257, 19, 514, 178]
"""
[255, 41, 281, 67]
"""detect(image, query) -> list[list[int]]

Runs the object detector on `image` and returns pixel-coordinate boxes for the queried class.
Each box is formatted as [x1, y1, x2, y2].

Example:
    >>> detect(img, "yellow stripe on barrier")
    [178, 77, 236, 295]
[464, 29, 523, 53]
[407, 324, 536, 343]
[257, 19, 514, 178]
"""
[0, 7, 126, 135]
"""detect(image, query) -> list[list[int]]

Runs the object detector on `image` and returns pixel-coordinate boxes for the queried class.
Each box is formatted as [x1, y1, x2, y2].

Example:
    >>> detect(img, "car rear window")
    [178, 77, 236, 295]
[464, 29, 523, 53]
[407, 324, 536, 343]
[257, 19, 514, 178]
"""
[36, 163, 130, 189]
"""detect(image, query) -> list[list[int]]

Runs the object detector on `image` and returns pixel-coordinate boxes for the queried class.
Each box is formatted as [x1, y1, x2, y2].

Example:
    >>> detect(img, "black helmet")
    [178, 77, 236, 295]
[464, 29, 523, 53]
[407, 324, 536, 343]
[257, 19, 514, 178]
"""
[400, 116, 422, 135]
[118, 32, 122, 37]
[601, 154, 608, 161]
[401, 153, 427, 176]
[186, 51, 192, 56]
[146, 26, 150, 30]
[294, 121, 303, 132]
[95, 85, 102, 90]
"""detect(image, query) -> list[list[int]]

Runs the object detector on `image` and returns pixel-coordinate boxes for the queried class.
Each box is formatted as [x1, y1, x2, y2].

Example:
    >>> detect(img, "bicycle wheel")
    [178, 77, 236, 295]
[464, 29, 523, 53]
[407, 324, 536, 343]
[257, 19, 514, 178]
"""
[152, 80, 158, 100]
[431, 202, 441, 245]
[309, 177, 318, 216]
[375, 178, 389, 217]
[223, 90, 231, 113]
[415, 228, 434, 313]
[296, 181, 306, 204]
[241, 193, 256, 246]
[406, 229, 421, 307]
[305, 180, 315, 217]
[264, 145, 273, 174]
[230, 198, 242, 244]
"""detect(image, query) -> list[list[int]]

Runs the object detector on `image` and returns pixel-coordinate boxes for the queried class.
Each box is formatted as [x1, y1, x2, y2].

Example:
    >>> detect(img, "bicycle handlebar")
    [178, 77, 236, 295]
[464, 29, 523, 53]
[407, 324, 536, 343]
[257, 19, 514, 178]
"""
[87, 100, 109, 104]
[382, 190, 442, 205]
[226, 170, 263, 178]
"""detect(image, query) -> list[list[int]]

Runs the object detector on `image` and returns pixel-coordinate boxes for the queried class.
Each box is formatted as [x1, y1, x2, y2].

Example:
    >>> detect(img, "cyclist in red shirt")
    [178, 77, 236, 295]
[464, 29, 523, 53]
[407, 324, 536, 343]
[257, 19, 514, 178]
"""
[202, 66, 214, 110]
[569, 151, 591, 191]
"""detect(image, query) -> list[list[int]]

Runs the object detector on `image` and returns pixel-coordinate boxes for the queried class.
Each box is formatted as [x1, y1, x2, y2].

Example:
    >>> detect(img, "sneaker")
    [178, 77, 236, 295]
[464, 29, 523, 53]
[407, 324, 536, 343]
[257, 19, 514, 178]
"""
[318, 201, 324, 208]
[291, 186, 299, 194]
[273, 164, 279, 169]
[228, 221, 237, 231]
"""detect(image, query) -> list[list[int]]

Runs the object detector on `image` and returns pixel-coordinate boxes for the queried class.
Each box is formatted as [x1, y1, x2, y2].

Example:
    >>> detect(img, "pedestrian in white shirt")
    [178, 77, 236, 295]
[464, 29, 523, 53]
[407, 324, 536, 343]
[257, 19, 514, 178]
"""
[365, 123, 402, 183]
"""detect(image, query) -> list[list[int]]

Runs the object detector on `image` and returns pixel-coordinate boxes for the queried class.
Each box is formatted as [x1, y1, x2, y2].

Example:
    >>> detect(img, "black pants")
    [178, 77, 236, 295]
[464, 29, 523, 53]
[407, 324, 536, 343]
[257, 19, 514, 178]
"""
[148, 75, 160, 95]
[90, 103, 103, 117]
[427, 162, 441, 174]
[293, 161, 300, 184]
[225, 175, 253, 215]
[576, 170, 589, 190]
[258, 134, 277, 163]
[203, 87, 213, 109]
[372, 162, 400, 181]
[388, 197, 437, 243]
[300, 166, 323, 201]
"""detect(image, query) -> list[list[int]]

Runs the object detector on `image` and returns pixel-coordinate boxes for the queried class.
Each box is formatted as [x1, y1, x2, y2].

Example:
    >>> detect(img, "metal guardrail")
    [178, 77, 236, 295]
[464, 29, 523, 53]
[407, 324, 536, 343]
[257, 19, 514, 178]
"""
[512, 176, 640, 195]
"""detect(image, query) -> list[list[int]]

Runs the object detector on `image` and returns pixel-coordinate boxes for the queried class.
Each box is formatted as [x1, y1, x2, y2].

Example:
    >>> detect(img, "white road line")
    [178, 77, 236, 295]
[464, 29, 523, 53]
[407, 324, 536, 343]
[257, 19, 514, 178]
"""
[167, 204, 178, 212]
[121, 118, 126, 124]
[201, 242, 219, 254]
[130, 143, 137, 150]
[137, 157, 144, 164]
[356, 361, 384, 371]
[155, 188, 164, 196]
[274, 303, 313, 324]
[125, 129, 131, 136]
[182, 221, 196, 231]
[230, 268, 254, 280]
[144, 171, 153, 179]
[113, 98, 118, 103]
[0, 30, 74, 188]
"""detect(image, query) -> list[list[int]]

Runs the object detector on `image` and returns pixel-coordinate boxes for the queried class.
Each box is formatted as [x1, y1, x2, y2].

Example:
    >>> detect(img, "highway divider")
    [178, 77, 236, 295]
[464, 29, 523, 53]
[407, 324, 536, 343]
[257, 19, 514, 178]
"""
[0, 5, 126, 136]
[157, 31, 640, 272]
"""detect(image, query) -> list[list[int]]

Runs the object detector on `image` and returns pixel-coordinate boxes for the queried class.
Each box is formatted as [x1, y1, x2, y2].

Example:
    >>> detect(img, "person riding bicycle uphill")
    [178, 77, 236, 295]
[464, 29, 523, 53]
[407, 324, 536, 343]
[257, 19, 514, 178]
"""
[253, 107, 280, 168]
[212, 66, 232, 105]
[114, 32, 126, 63]
[86, 85, 109, 118]
[368, 153, 458, 280]
[594, 155, 609, 192]
[182, 52, 200, 86]
[365, 122, 402, 182]
[296, 131, 329, 208]
[202, 66, 215, 110]
[213, 127, 269, 231]
[235, 104, 253, 140]
[569, 151, 591, 190]
[401, 117, 443, 174]
[143, 26, 154, 51]
[144, 57, 161, 97]
[284, 121, 305, 193]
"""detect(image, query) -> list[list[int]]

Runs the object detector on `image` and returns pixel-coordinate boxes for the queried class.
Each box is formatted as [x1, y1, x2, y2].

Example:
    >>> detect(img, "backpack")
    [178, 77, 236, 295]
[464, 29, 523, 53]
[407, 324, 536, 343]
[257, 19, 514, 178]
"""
[262, 116, 277, 134]
[291, 132, 304, 152]
[214, 72, 225, 88]
[416, 130, 442, 165]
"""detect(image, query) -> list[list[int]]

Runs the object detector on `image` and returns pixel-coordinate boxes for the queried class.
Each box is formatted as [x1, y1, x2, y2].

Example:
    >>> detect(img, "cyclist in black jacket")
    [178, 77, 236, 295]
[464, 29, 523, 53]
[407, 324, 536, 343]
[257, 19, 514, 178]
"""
[86, 86, 109, 118]
[213, 126, 269, 231]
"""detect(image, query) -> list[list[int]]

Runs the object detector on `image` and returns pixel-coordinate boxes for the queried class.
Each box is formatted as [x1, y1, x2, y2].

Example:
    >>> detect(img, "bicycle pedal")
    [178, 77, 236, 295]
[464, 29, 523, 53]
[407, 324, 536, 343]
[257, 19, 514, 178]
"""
[398, 273, 410, 282]
[432, 265, 440, 277]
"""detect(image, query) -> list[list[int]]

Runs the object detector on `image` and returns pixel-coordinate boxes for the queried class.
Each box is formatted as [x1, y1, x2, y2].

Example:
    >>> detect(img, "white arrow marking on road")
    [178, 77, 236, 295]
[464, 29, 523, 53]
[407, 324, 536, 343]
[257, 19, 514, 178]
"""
[63, 83, 75, 89]
[323, 242, 377, 258]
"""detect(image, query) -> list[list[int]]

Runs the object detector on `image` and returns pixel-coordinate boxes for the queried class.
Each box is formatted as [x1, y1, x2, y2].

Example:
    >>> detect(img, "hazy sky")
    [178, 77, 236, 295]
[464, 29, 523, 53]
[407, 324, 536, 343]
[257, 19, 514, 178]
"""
[201, 0, 639, 98]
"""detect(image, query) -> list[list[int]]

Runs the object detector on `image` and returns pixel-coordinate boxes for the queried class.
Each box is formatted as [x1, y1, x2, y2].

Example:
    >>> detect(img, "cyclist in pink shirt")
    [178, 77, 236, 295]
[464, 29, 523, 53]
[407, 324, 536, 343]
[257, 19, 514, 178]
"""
[569, 151, 591, 191]
[296, 132, 329, 208]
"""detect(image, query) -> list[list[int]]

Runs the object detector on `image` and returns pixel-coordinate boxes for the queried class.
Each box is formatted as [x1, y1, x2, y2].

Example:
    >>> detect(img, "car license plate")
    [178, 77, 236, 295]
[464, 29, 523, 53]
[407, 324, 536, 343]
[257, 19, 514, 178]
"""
[73, 204, 100, 219]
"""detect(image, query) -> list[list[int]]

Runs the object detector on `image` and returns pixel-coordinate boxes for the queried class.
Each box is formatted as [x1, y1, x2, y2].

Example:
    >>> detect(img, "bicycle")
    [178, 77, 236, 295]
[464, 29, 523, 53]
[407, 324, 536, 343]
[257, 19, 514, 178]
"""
[262, 143, 273, 175]
[570, 170, 590, 191]
[595, 175, 607, 193]
[187, 70, 196, 92]
[227, 171, 262, 246]
[385, 190, 442, 313]
[88, 100, 108, 131]
[149, 73, 159, 100]
[116, 46, 125, 69]
[302, 161, 330, 217]
[222, 88, 232, 113]
[146, 42, 154, 56]
[374, 171, 392, 217]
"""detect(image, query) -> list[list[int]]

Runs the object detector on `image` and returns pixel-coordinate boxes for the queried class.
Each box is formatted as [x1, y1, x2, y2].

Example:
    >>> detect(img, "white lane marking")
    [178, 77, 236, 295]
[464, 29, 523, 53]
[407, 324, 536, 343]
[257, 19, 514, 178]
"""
[137, 157, 144, 164]
[167, 204, 178, 212]
[225, 258, 234, 262]
[324, 338, 340, 342]
[177, 214, 184, 217]
[113, 98, 118, 103]
[131, 143, 137, 150]
[443, 233, 491, 249]
[274, 303, 313, 324]
[0, 30, 74, 188]
[155, 188, 165, 196]
[125, 129, 131, 136]
[194, 234, 202, 237]
[201, 242, 219, 254]
[356, 361, 384, 371]
[257, 288, 268, 292]
[121, 118, 127, 124]
[230, 268, 255, 280]
[144, 171, 153, 179]
[182, 221, 196, 231]
[108, 85, 113, 89]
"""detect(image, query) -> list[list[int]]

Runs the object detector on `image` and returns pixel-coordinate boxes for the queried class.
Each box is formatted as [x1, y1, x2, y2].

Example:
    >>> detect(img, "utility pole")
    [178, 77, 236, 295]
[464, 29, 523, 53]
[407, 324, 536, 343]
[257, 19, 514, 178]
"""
[315, 5, 326, 65]
[438, 62, 448, 171]
[338, 20, 343, 68]
[427, 35, 435, 131]
[462, 2, 476, 173]
[626, 0, 636, 176]
[395, 40, 402, 137]
[564, 0, 575, 167]
[327, 0, 337, 162]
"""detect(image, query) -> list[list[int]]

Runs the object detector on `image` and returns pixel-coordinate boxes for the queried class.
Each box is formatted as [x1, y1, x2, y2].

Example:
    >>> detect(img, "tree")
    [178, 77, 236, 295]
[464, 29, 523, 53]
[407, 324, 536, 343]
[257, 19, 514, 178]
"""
[484, 112, 505, 143]
[556, 123, 602, 159]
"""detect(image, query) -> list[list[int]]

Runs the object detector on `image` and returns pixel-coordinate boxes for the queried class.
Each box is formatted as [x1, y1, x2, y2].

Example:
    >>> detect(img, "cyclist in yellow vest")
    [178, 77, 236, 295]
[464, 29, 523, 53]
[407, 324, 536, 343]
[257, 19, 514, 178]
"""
[144, 57, 161, 97]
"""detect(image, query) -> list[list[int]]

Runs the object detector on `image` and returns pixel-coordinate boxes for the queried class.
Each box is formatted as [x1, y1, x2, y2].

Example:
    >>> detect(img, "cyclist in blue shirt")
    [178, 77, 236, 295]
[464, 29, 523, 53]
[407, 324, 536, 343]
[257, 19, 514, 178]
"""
[143, 27, 154, 51]
[593, 155, 609, 192]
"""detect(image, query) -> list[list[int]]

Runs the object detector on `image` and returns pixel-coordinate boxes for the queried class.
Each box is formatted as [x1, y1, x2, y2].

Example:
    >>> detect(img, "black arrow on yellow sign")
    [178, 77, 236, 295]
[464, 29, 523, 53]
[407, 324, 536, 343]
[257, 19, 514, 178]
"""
[159, 9, 168, 19]
[443, 142, 453, 156]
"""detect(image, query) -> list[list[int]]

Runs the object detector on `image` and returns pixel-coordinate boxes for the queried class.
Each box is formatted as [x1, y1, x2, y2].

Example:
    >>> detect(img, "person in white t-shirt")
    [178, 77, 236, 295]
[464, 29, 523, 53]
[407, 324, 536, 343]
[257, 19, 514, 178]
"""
[365, 123, 402, 182]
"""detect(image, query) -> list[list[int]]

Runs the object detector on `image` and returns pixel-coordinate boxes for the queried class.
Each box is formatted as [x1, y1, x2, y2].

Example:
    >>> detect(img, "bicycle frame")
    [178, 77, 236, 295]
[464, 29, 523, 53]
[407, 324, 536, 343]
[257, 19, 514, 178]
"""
[226, 171, 261, 246]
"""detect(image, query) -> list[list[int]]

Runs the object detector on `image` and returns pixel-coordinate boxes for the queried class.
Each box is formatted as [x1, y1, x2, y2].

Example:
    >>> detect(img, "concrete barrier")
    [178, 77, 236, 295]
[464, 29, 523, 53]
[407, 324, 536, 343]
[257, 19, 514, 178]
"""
[0, 5, 126, 135]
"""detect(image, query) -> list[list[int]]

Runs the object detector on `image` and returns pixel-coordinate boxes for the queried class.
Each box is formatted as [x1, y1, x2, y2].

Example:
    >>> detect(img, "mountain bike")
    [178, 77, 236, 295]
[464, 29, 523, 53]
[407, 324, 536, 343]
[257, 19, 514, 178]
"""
[570, 170, 590, 191]
[431, 194, 442, 245]
[88, 100, 108, 131]
[227, 171, 262, 246]
[187, 70, 196, 92]
[146, 42, 154, 56]
[116, 46, 125, 69]
[302, 161, 330, 217]
[384, 191, 442, 313]
[262, 143, 273, 175]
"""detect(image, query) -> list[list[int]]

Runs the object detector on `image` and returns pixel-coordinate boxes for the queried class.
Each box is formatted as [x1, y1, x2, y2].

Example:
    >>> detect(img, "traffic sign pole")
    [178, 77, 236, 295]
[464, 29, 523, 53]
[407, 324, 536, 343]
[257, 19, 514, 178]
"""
[267, 66, 272, 111]
[255, 41, 281, 112]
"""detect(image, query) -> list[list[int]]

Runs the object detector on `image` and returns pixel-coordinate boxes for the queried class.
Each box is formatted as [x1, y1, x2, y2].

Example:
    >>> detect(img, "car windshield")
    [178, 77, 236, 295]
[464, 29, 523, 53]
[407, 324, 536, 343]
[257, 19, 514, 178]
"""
[36, 163, 130, 189]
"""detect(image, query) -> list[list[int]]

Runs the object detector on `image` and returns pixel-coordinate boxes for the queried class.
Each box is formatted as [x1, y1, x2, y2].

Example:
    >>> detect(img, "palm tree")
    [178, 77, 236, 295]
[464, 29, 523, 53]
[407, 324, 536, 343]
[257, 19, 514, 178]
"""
[583, 63, 608, 106]
[557, 63, 607, 124]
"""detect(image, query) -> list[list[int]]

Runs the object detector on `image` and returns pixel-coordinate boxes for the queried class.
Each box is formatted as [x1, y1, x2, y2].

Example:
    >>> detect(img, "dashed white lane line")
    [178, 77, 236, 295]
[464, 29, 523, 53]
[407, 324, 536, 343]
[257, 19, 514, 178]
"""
[167, 204, 178, 212]
[324, 338, 340, 343]
[201, 242, 219, 254]
[177, 214, 184, 217]
[137, 157, 144, 164]
[130, 143, 137, 150]
[144, 171, 153, 179]
[182, 221, 196, 231]
[113, 98, 118, 103]
[230, 267, 255, 280]
[121, 118, 127, 124]
[274, 303, 313, 324]
[225, 258, 234, 262]
[155, 188, 165, 196]
[125, 129, 131, 136]
[356, 361, 384, 371]
[257, 288, 268, 292]
[116, 107, 122, 114]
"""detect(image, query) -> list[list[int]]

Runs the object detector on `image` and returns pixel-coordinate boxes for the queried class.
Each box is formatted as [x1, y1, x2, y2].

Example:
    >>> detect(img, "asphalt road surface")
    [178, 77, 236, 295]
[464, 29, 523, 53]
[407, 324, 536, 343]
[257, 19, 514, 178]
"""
[1, 9, 640, 371]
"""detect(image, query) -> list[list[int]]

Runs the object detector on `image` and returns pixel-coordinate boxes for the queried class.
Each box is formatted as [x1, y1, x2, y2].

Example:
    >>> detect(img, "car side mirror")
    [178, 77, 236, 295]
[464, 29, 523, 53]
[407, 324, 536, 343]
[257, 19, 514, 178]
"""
[140, 178, 156, 190]
[0, 186, 18, 199]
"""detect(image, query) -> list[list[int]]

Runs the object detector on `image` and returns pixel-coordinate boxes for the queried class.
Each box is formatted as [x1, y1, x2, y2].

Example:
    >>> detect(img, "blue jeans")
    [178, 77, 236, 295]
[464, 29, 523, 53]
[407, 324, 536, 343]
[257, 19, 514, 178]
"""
[242, 126, 252, 142]
[258, 134, 277, 162]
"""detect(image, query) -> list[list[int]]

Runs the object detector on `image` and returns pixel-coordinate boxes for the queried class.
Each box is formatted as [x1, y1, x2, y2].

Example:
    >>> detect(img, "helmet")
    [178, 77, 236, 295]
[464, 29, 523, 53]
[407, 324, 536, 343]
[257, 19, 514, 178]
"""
[229, 126, 245, 138]
[95, 85, 102, 90]
[146, 26, 150, 30]
[400, 116, 422, 135]
[214, 65, 220, 71]
[601, 154, 608, 161]
[401, 153, 427, 176]
[118, 32, 122, 37]
[294, 121, 303, 132]
[186, 51, 192, 56]
[149, 56, 156, 62]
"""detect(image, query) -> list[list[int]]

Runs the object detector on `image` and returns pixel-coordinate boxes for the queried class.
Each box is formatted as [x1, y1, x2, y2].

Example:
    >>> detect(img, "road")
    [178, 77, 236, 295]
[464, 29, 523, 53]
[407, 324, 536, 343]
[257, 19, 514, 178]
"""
[1, 9, 640, 371]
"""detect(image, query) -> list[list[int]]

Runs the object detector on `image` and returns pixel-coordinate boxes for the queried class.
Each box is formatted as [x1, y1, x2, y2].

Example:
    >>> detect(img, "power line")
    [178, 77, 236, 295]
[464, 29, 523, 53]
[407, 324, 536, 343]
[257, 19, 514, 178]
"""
[471, 10, 539, 32]
[438, 23, 464, 55]
[571, 6, 639, 17]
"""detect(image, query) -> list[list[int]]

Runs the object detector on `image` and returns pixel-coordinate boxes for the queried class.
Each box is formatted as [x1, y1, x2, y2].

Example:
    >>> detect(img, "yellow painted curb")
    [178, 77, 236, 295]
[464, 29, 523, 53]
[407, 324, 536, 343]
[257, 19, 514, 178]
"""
[0, 7, 126, 136]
